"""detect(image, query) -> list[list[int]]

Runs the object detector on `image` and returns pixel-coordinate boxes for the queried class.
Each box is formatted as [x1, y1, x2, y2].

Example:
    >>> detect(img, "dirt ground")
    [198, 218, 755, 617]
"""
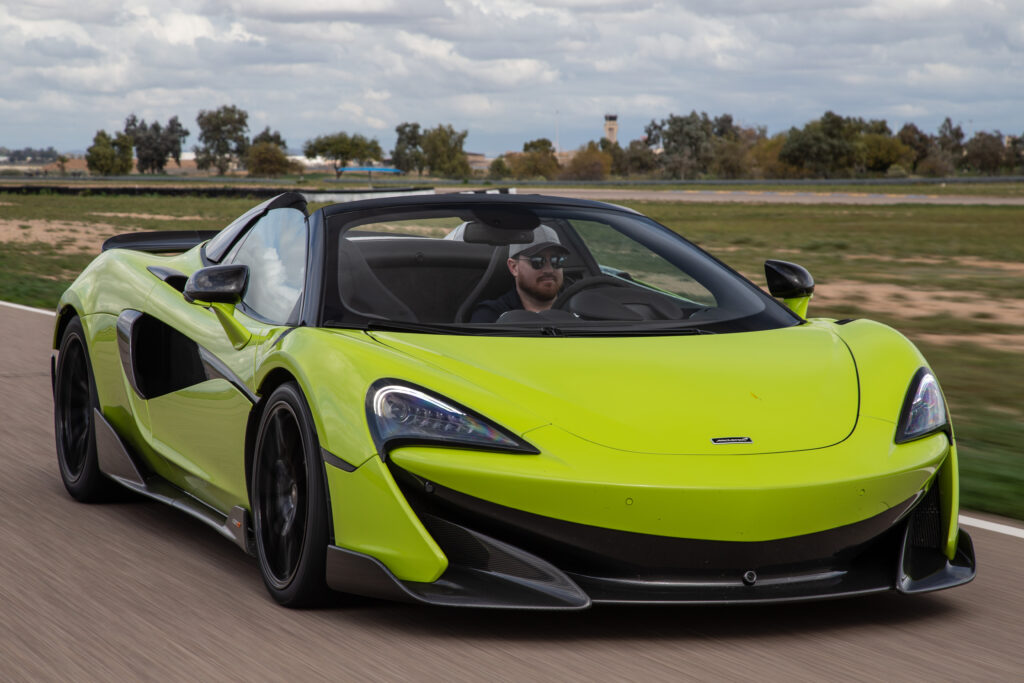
[87, 212, 204, 221]
[0, 218, 122, 252]
[551, 187, 1024, 206]
[912, 333, 1024, 353]
[0, 213, 206, 252]
[843, 253, 1024, 274]
[812, 280, 1024, 328]
[811, 280, 1024, 353]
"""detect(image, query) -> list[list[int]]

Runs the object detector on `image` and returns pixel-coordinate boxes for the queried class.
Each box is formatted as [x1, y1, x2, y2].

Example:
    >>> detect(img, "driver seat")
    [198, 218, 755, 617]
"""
[454, 246, 512, 322]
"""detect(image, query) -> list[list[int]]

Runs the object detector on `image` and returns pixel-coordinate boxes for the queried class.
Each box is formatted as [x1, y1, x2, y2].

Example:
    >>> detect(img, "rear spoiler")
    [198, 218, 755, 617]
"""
[102, 230, 220, 253]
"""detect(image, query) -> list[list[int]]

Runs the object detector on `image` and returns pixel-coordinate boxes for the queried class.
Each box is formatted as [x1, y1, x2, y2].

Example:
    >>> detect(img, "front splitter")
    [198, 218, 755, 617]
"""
[324, 518, 975, 609]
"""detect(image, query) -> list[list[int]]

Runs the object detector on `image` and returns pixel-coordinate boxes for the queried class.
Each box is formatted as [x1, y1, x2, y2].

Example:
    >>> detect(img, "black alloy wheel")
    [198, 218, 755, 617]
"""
[53, 316, 111, 502]
[252, 382, 329, 606]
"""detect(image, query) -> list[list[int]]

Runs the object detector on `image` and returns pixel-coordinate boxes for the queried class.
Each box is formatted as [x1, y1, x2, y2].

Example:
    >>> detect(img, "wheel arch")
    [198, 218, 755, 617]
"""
[53, 304, 80, 349]
[244, 367, 301, 502]
[52, 305, 82, 393]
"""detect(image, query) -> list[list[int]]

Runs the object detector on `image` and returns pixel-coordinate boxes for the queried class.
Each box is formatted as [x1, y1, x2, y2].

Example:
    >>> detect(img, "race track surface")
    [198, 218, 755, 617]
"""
[2, 304, 1022, 681]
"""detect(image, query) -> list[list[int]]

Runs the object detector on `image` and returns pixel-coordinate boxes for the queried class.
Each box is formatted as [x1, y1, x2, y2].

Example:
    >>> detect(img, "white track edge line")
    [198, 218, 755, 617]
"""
[1, 299, 1023, 541]
[959, 515, 1024, 540]
[0, 300, 55, 316]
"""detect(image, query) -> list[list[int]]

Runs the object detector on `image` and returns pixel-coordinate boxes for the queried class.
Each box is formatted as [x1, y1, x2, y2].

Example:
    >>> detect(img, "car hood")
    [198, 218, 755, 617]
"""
[367, 324, 859, 455]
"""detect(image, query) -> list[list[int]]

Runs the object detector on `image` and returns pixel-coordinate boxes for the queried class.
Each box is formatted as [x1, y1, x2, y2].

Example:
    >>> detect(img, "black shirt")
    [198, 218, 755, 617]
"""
[469, 288, 523, 323]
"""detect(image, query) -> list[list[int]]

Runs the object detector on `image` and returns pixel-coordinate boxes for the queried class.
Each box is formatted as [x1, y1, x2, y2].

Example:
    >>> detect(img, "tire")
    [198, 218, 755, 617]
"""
[53, 316, 113, 502]
[251, 382, 330, 607]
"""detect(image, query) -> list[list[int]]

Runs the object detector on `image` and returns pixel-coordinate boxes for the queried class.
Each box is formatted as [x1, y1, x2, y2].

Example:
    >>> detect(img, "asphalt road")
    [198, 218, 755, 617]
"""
[2, 303, 1023, 681]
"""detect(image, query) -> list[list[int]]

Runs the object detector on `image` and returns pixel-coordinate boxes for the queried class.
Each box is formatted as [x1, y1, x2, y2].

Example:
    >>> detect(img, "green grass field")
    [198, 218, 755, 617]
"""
[6, 175, 1024, 197]
[628, 202, 1024, 294]
[516, 180, 1024, 197]
[2, 191, 1021, 519]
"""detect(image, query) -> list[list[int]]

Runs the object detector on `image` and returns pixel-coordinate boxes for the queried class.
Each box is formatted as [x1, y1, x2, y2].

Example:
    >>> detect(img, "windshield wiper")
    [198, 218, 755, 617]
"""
[355, 319, 719, 337]
[365, 320, 462, 335]
[554, 326, 716, 337]
[364, 320, 522, 336]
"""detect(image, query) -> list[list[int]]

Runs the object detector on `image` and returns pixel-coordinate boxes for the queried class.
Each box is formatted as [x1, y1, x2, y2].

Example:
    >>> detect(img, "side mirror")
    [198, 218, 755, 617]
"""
[184, 265, 252, 349]
[765, 260, 814, 318]
[184, 265, 249, 305]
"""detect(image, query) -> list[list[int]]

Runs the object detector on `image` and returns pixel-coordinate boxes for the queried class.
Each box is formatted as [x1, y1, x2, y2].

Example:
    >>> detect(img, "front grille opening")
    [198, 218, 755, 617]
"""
[390, 464, 914, 582]
[909, 484, 943, 550]
[421, 514, 551, 582]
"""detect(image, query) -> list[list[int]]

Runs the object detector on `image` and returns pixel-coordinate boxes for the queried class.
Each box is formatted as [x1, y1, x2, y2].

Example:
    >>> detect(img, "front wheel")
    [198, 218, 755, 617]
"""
[251, 382, 329, 607]
[53, 316, 113, 502]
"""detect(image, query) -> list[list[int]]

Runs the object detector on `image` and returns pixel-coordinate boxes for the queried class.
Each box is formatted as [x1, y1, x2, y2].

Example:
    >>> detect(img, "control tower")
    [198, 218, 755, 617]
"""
[603, 114, 618, 145]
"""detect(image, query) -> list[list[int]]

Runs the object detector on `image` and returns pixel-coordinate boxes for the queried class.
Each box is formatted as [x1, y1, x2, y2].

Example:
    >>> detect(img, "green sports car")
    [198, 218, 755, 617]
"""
[52, 191, 975, 608]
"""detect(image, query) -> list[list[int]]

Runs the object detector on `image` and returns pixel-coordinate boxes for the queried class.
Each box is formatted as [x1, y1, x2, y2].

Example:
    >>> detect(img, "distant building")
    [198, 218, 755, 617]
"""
[555, 150, 576, 166]
[465, 152, 493, 172]
[504, 115, 621, 168]
[603, 114, 618, 145]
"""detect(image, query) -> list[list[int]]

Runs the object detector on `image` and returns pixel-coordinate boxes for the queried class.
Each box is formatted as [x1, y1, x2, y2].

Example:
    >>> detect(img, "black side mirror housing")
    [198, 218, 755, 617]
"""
[764, 260, 815, 299]
[184, 264, 249, 305]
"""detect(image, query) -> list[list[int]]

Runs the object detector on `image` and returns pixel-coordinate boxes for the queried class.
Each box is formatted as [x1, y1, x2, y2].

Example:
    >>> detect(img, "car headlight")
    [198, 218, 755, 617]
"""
[366, 380, 538, 456]
[895, 368, 948, 444]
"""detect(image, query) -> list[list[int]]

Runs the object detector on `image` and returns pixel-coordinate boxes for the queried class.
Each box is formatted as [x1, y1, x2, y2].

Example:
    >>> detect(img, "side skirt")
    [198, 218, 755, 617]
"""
[93, 408, 254, 556]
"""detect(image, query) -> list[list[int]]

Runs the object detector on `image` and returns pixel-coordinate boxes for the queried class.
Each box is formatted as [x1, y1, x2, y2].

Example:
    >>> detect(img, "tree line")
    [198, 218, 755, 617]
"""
[82, 105, 473, 179]
[0, 146, 61, 163]
[84, 106, 297, 177]
[78, 104, 1023, 180]
[486, 111, 1024, 181]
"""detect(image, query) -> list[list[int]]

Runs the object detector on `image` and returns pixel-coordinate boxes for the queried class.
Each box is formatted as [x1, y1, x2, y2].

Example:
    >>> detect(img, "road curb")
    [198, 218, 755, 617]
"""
[960, 515, 1024, 540]
[0, 300, 55, 316]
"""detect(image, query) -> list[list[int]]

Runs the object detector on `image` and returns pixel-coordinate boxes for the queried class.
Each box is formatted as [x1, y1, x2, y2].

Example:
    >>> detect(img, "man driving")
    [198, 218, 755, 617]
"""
[470, 226, 569, 323]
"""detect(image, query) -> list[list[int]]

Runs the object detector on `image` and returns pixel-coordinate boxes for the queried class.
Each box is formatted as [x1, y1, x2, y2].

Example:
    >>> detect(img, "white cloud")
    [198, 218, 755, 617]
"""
[890, 103, 929, 118]
[2, 0, 1023, 155]
[226, 22, 265, 44]
[396, 30, 558, 87]
[225, 0, 401, 18]
[852, 0, 957, 20]
[335, 102, 388, 130]
[451, 94, 500, 116]
[155, 11, 217, 46]
[0, 6, 94, 43]
[907, 62, 973, 86]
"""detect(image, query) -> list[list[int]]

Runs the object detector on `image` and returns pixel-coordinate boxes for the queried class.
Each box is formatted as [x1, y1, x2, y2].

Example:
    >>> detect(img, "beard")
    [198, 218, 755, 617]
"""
[519, 272, 562, 303]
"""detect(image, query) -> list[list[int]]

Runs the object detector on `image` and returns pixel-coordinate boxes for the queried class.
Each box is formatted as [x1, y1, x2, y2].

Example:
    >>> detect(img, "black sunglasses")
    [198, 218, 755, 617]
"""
[517, 254, 568, 269]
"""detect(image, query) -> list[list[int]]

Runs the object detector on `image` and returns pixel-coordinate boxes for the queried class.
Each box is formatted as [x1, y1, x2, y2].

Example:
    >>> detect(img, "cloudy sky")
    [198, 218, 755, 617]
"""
[2, 1, 1022, 157]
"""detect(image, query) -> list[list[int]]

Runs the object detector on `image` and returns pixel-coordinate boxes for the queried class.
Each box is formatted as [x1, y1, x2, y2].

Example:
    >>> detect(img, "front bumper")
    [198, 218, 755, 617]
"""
[325, 466, 975, 608]
[323, 418, 974, 607]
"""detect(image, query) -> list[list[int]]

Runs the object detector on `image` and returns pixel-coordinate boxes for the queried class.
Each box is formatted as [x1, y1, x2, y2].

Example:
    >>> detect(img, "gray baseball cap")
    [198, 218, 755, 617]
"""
[508, 225, 569, 258]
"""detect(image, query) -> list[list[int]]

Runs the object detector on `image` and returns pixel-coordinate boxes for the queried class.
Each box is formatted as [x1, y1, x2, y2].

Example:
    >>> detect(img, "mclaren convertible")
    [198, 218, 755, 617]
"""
[52, 191, 976, 608]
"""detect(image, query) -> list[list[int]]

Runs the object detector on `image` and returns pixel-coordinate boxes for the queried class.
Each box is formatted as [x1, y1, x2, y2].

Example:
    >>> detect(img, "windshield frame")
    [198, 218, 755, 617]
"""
[314, 196, 801, 336]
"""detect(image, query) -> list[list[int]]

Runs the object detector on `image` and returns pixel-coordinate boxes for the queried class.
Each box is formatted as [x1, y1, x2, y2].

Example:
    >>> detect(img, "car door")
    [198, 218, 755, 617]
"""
[143, 207, 309, 513]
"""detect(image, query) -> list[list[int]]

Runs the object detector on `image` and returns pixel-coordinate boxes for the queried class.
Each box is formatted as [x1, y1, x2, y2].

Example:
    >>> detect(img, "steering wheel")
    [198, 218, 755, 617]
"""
[553, 275, 631, 310]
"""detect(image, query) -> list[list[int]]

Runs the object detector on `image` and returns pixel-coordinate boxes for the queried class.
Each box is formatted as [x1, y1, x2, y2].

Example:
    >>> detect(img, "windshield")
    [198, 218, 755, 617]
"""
[320, 203, 797, 336]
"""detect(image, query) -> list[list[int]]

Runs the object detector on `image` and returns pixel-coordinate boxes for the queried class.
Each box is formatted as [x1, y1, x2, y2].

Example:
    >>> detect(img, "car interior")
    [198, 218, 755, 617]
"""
[322, 212, 714, 327]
